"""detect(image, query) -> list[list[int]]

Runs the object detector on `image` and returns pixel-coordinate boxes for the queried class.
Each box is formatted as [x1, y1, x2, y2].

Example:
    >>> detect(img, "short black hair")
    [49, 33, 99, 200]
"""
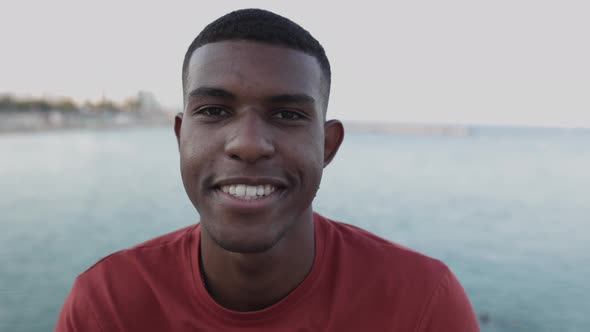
[182, 8, 331, 106]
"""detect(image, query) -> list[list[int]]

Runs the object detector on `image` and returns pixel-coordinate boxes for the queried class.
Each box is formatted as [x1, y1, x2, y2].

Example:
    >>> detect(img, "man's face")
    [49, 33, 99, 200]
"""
[176, 41, 342, 253]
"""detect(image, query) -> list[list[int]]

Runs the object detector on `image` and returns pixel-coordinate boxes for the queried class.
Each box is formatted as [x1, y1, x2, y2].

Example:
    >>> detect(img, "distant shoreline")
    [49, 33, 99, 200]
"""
[343, 121, 472, 136]
[0, 109, 175, 134]
[0, 112, 471, 136]
[1, 111, 589, 136]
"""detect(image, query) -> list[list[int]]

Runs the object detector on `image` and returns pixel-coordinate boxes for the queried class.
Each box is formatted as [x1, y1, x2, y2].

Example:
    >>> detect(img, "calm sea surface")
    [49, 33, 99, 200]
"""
[1, 126, 589, 331]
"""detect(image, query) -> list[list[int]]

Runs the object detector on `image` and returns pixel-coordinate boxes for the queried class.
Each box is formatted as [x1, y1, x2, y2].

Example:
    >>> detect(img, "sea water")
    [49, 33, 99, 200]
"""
[1, 126, 588, 331]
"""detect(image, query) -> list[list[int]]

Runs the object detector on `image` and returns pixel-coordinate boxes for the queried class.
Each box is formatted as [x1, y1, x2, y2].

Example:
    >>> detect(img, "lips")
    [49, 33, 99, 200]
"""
[220, 184, 277, 200]
[212, 177, 288, 207]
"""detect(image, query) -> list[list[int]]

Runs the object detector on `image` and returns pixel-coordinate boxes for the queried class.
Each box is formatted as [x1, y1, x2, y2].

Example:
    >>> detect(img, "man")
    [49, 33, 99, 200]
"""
[56, 8, 479, 331]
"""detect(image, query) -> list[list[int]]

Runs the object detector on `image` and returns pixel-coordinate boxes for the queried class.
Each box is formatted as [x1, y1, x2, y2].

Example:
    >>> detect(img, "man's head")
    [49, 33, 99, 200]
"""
[182, 8, 332, 111]
[176, 9, 343, 254]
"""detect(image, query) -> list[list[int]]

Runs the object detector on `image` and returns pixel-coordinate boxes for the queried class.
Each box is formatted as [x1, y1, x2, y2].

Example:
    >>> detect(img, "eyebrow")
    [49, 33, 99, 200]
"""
[187, 86, 315, 106]
[188, 87, 236, 100]
[268, 93, 315, 106]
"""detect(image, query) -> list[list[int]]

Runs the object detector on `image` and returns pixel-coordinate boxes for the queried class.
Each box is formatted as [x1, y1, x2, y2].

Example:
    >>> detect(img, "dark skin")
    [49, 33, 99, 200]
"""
[174, 41, 344, 311]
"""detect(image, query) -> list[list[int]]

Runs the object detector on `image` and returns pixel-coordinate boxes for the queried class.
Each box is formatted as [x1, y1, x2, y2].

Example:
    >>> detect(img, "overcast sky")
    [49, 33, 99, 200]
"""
[2, 0, 589, 127]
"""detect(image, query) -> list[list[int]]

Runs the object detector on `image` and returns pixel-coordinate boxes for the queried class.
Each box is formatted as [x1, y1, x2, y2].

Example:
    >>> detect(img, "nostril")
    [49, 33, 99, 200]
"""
[224, 138, 275, 163]
[224, 124, 275, 163]
[228, 152, 272, 162]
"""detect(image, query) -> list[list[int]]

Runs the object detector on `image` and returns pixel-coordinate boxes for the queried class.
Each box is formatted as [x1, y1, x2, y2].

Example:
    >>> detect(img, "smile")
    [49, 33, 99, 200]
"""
[219, 184, 277, 200]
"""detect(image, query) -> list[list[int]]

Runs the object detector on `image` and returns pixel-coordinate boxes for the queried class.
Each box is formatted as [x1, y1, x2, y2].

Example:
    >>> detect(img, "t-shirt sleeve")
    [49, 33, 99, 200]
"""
[416, 267, 480, 332]
[55, 276, 103, 332]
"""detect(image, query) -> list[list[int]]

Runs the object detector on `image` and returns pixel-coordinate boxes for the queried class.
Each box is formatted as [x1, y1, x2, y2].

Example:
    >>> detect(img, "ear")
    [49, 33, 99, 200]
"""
[323, 119, 344, 167]
[174, 112, 183, 147]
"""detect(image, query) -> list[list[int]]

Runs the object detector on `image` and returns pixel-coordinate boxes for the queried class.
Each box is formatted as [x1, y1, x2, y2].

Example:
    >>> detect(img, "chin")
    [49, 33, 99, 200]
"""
[201, 217, 287, 254]
[215, 237, 278, 254]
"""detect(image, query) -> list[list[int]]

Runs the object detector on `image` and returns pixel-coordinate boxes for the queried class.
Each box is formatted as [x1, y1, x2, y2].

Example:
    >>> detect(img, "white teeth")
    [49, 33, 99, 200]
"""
[264, 184, 272, 196]
[235, 184, 246, 196]
[220, 184, 277, 199]
[246, 186, 257, 196]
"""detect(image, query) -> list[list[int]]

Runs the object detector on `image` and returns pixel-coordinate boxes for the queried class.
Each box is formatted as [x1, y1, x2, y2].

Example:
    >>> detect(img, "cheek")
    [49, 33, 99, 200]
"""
[291, 133, 325, 185]
[304, 130, 325, 167]
[179, 131, 217, 180]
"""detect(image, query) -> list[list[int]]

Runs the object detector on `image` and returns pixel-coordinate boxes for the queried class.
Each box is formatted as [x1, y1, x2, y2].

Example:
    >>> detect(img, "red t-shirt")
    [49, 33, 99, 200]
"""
[56, 213, 479, 331]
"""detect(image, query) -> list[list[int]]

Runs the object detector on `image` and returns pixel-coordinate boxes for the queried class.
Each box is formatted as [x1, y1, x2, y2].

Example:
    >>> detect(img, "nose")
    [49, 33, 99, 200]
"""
[224, 112, 275, 163]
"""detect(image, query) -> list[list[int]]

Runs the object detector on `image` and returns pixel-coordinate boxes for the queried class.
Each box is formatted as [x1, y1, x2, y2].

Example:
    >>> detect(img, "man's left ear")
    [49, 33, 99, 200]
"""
[174, 112, 183, 149]
[323, 119, 344, 167]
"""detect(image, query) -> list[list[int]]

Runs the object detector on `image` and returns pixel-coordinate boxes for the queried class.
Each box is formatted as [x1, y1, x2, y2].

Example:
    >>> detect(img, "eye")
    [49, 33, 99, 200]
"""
[272, 110, 304, 120]
[195, 106, 230, 117]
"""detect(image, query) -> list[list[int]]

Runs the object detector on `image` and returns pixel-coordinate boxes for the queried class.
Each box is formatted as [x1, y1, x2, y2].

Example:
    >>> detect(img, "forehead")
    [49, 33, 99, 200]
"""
[185, 41, 323, 103]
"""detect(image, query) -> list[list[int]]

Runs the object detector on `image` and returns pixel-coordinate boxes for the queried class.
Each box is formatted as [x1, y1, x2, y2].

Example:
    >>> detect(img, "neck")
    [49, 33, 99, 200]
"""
[199, 213, 315, 312]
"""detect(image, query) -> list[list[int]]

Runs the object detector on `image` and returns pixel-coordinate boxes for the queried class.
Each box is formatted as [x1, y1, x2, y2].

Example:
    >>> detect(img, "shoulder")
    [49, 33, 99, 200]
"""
[72, 223, 198, 304]
[63, 225, 197, 322]
[56, 224, 200, 331]
[81, 224, 196, 276]
[314, 213, 479, 330]
[316, 213, 448, 278]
